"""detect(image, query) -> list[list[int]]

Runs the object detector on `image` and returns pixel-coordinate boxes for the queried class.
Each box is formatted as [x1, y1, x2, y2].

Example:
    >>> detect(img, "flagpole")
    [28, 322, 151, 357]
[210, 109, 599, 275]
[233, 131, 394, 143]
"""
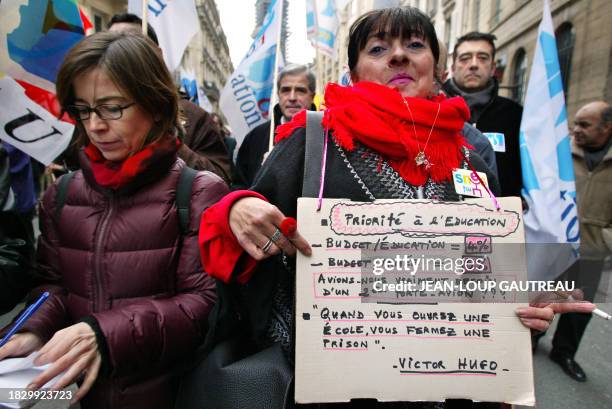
[266, 0, 285, 154]
[141, 1, 148, 35]
[316, 49, 322, 96]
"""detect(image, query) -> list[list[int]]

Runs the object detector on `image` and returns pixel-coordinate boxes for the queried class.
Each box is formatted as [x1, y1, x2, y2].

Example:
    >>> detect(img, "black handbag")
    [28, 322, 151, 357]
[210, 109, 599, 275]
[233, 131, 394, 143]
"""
[0, 237, 30, 314]
[175, 336, 293, 409]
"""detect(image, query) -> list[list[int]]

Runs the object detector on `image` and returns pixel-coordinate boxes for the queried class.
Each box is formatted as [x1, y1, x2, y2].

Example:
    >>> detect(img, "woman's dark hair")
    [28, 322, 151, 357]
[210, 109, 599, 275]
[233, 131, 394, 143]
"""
[348, 7, 439, 72]
[56, 31, 178, 146]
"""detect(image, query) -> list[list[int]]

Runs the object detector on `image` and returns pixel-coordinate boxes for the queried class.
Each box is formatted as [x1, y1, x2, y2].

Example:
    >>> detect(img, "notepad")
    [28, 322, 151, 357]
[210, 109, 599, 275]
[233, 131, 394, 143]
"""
[0, 353, 59, 409]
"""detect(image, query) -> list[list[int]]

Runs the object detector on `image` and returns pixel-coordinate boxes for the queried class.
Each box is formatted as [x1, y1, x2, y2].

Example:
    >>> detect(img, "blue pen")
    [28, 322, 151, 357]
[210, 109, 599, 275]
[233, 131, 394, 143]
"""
[0, 292, 49, 348]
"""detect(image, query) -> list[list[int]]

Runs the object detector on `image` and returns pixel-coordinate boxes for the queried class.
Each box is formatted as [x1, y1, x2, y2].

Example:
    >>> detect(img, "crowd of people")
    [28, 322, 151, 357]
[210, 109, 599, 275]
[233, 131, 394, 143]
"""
[0, 5, 609, 409]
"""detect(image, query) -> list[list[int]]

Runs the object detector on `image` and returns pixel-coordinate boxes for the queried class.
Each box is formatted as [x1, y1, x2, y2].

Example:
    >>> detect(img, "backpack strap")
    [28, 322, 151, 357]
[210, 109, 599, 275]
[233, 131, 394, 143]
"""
[176, 166, 198, 234]
[302, 111, 325, 197]
[55, 171, 76, 221]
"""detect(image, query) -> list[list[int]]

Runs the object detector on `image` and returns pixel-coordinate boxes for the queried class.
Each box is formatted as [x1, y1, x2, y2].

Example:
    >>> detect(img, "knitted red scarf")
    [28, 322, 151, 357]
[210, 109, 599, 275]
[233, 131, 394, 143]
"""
[275, 81, 471, 186]
[84, 132, 180, 189]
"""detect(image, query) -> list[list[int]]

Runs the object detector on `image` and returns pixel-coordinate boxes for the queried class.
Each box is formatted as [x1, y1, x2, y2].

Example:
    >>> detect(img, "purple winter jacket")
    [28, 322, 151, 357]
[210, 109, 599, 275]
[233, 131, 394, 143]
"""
[17, 150, 228, 408]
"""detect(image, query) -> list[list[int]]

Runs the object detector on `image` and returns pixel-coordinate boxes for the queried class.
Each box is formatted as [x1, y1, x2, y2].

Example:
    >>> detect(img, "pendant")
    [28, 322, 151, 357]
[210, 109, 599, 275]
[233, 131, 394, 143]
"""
[415, 151, 428, 166]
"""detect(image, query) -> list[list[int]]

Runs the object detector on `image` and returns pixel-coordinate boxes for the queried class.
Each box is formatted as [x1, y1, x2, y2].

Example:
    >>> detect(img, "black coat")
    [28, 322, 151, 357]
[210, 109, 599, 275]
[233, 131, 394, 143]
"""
[443, 82, 523, 197]
[234, 104, 318, 189]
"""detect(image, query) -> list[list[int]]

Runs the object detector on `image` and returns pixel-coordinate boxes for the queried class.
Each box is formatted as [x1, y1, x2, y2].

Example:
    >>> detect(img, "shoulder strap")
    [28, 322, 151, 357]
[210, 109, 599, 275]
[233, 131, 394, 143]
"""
[55, 171, 76, 221]
[177, 166, 198, 234]
[302, 111, 325, 197]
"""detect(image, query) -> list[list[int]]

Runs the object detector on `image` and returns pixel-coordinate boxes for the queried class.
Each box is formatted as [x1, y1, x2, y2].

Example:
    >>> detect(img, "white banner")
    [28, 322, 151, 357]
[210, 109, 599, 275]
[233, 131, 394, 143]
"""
[219, 0, 283, 146]
[520, 0, 579, 280]
[0, 77, 73, 165]
[128, 0, 199, 71]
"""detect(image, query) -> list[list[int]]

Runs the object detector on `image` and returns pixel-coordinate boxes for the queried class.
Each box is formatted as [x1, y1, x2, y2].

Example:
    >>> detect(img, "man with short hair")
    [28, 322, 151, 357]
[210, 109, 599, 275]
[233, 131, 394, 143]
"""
[436, 39, 497, 177]
[234, 64, 316, 188]
[108, 13, 231, 183]
[547, 101, 612, 381]
[444, 32, 523, 197]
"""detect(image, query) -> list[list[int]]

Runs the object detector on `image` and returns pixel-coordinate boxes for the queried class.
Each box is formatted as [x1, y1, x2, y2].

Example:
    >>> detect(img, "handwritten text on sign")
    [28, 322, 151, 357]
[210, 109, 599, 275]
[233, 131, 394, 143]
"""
[295, 198, 534, 405]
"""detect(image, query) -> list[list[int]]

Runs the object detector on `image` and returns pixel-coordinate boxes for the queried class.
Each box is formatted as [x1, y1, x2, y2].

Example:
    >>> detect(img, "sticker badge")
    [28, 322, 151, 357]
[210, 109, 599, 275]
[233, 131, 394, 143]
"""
[483, 132, 506, 152]
[452, 169, 490, 197]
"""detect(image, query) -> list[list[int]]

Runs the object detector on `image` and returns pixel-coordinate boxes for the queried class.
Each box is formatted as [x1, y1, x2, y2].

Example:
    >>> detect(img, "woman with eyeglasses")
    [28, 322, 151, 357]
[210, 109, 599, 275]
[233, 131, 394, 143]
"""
[0, 32, 228, 408]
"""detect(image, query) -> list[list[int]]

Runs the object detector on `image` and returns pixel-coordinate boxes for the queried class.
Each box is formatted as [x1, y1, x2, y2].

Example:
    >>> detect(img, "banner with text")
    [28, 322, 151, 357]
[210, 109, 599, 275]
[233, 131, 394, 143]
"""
[128, 0, 199, 71]
[295, 197, 534, 405]
[219, 0, 283, 146]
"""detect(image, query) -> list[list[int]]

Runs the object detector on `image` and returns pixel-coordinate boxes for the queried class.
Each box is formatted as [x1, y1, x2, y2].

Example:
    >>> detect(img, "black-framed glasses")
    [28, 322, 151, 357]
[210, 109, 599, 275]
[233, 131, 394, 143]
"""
[65, 102, 136, 121]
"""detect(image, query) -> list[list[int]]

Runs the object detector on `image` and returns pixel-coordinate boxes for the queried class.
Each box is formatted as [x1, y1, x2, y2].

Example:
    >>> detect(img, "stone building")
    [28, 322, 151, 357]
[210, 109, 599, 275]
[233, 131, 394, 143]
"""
[182, 0, 233, 112]
[423, 0, 612, 119]
[78, 0, 126, 32]
[316, 0, 611, 120]
[79, 0, 232, 113]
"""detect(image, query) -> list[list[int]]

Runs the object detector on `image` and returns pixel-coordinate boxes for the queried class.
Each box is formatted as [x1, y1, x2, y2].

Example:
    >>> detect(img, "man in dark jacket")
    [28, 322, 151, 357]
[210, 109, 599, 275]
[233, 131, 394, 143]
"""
[443, 32, 523, 197]
[233, 64, 316, 188]
[108, 13, 231, 183]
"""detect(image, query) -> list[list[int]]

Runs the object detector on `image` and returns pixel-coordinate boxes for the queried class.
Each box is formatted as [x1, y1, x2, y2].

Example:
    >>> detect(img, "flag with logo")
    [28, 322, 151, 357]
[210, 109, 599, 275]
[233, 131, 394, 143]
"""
[219, 0, 283, 146]
[0, 0, 84, 165]
[520, 0, 578, 280]
[128, 0, 199, 71]
[306, 0, 339, 59]
[179, 68, 213, 112]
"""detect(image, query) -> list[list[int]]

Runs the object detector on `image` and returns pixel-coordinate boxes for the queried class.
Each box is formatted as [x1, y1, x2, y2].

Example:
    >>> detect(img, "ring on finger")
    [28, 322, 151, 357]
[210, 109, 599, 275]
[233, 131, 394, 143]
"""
[261, 238, 274, 253]
[270, 228, 282, 243]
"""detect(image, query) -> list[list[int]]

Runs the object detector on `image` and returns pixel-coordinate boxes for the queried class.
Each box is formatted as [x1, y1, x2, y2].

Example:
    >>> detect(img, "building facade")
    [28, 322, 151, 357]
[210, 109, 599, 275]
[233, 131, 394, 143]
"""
[79, 0, 232, 114]
[315, 0, 611, 120]
[182, 0, 233, 112]
[427, 0, 611, 119]
[79, 0, 126, 33]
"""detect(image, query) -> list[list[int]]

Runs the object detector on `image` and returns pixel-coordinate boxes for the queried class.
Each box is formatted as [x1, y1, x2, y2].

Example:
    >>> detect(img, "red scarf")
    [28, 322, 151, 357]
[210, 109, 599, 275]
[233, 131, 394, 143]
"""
[84, 132, 180, 189]
[275, 81, 470, 186]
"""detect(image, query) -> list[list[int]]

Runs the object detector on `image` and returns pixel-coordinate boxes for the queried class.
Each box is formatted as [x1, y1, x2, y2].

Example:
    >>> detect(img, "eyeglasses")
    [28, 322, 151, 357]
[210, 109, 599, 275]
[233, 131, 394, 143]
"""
[65, 102, 136, 121]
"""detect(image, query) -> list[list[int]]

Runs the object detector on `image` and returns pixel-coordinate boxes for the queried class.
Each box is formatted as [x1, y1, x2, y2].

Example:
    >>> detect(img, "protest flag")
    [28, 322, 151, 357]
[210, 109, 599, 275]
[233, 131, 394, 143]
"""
[179, 68, 213, 113]
[0, 0, 85, 165]
[520, 0, 579, 280]
[128, 0, 199, 71]
[306, 0, 339, 59]
[0, 75, 73, 165]
[219, 0, 284, 147]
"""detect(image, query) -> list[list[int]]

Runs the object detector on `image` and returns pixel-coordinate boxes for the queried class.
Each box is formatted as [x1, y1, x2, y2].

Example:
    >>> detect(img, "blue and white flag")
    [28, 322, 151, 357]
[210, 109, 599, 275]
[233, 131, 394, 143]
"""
[307, 0, 339, 59]
[520, 0, 578, 279]
[179, 68, 213, 112]
[220, 0, 283, 146]
[128, 0, 199, 71]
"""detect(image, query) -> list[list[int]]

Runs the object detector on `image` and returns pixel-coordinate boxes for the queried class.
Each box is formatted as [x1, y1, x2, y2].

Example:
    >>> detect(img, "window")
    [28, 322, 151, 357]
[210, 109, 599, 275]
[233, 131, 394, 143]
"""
[512, 48, 527, 104]
[473, 0, 480, 30]
[491, 0, 501, 26]
[444, 16, 451, 48]
[556, 22, 575, 99]
[428, 0, 438, 16]
[94, 15, 103, 33]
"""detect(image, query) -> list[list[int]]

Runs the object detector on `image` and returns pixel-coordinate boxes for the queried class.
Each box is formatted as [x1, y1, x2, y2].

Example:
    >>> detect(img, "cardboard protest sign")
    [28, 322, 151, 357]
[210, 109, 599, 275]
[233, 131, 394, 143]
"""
[295, 197, 534, 406]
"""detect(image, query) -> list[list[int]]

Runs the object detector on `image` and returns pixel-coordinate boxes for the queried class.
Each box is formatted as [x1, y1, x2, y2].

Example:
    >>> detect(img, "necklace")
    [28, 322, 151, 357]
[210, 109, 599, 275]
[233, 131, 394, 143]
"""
[402, 98, 441, 168]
